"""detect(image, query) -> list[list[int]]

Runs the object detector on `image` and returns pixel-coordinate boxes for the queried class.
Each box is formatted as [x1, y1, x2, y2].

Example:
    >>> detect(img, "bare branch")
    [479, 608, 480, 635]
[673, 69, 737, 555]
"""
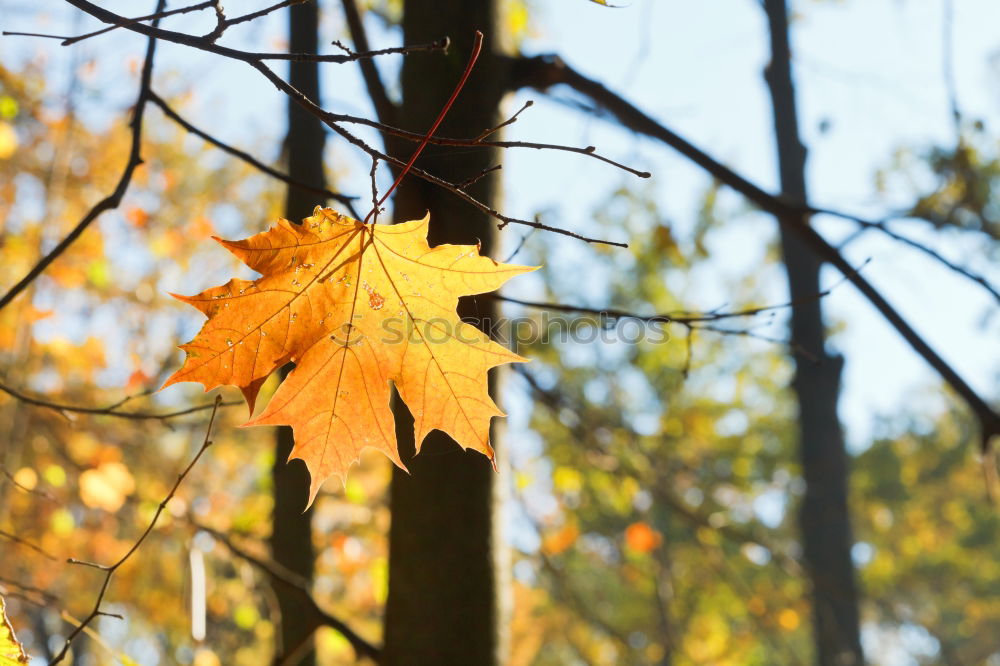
[62, 0, 217, 46]
[56, 2, 627, 246]
[191, 521, 381, 662]
[243, 57, 627, 245]
[0, 380, 239, 420]
[509, 52, 1000, 452]
[223, 0, 308, 31]
[50, 395, 222, 664]
[341, 0, 397, 123]
[148, 90, 361, 216]
[1, 466, 58, 502]
[2, 1, 215, 43]
[0, 577, 60, 604]
[811, 207, 1000, 304]
[457, 164, 503, 190]
[0, 529, 58, 561]
[492, 292, 821, 327]
[475, 99, 533, 141]
[330, 114, 652, 178]
[58, 0, 445, 64]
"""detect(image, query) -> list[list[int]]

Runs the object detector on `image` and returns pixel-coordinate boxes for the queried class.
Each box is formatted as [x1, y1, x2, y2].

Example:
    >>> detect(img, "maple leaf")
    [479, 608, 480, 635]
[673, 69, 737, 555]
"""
[165, 207, 536, 503]
[1, 595, 28, 665]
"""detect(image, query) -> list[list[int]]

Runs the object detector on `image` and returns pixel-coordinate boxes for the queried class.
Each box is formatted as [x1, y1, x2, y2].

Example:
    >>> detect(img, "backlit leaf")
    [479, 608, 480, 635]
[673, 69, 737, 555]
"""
[166, 208, 536, 503]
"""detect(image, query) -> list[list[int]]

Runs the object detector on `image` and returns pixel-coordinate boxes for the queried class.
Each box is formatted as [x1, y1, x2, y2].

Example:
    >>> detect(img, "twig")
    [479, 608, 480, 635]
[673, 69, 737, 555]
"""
[680, 327, 693, 379]
[222, 0, 309, 31]
[363, 30, 484, 223]
[52, 3, 629, 246]
[492, 292, 823, 326]
[0, 529, 58, 561]
[369, 157, 381, 224]
[475, 100, 533, 141]
[340, 0, 397, 123]
[63, 1, 217, 46]
[2, 1, 215, 43]
[49, 395, 222, 665]
[1, 466, 58, 502]
[191, 521, 381, 662]
[503, 227, 536, 263]
[331, 114, 652, 178]
[60, 0, 445, 64]
[0, 380, 239, 420]
[942, 0, 962, 136]
[0, 576, 60, 604]
[457, 164, 502, 190]
[148, 90, 360, 216]
[248, 56, 629, 244]
[810, 207, 1000, 304]
[2, 31, 73, 40]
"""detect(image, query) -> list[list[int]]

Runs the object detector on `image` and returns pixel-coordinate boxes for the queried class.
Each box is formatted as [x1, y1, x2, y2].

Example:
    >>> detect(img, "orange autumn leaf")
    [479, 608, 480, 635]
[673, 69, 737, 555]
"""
[126, 206, 149, 228]
[165, 207, 535, 503]
[624, 521, 663, 553]
[542, 522, 580, 555]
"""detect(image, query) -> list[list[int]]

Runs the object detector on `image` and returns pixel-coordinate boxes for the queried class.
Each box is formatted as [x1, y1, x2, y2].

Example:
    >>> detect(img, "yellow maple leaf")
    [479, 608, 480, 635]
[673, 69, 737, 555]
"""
[165, 208, 535, 503]
[1, 595, 28, 665]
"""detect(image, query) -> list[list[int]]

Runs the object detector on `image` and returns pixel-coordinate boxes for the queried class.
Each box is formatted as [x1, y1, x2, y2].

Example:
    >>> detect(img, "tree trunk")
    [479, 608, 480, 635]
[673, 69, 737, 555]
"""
[270, 2, 326, 664]
[762, 2, 864, 664]
[382, 2, 508, 664]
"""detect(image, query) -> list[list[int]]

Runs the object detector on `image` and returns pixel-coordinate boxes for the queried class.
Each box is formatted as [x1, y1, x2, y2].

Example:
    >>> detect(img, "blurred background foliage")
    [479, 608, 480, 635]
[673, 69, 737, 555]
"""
[1, 0, 999, 665]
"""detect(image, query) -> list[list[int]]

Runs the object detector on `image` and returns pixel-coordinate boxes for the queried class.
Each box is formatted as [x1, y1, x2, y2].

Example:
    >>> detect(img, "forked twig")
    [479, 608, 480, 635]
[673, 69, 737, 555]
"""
[50, 396, 222, 664]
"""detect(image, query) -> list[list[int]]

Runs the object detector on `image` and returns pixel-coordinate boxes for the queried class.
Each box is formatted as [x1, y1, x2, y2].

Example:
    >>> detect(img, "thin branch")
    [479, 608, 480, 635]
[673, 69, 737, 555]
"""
[0, 380, 239, 420]
[475, 99, 533, 141]
[493, 292, 818, 326]
[363, 30, 484, 223]
[331, 114, 652, 178]
[0, 1, 162, 312]
[369, 156, 382, 225]
[223, 0, 308, 31]
[0, 529, 58, 561]
[191, 521, 381, 662]
[942, 0, 961, 137]
[63, 1, 217, 46]
[50, 395, 222, 665]
[2, 1, 215, 43]
[244, 58, 626, 245]
[457, 164, 502, 190]
[57, 2, 626, 246]
[509, 52, 1000, 452]
[148, 90, 360, 216]
[2, 31, 73, 40]
[1, 466, 58, 502]
[340, 0, 397, 123]
[0, 577, 60, 604]
[59, 0, 444, 64]
[503, 228, 536, 263]
[811, 207, 1000, 304]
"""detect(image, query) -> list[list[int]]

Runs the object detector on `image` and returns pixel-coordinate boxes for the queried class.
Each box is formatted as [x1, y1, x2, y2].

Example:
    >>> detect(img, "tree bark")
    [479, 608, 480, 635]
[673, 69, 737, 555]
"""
[270, 2, 326, 664]
[382, 2, 509, 664]
[762, 2, 864, 664]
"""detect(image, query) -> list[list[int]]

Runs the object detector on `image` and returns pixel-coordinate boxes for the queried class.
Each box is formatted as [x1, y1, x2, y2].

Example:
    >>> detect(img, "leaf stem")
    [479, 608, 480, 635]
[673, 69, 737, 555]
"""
[363, 30, 484, 224]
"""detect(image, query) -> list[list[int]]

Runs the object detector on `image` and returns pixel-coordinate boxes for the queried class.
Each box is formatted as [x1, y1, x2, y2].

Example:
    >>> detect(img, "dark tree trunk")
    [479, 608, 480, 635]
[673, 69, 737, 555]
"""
[382, 2, 508, 664]
[762, 2, 864, 664]
[270, 2, 326, 664]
